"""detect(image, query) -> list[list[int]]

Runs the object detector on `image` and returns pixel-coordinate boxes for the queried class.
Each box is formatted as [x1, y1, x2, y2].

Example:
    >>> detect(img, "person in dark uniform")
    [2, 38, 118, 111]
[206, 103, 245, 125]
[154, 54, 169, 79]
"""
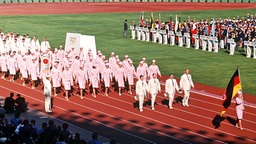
[3, 92, 15, 113]
[15, 94, 27, 113]
[123, 19, 128, 38]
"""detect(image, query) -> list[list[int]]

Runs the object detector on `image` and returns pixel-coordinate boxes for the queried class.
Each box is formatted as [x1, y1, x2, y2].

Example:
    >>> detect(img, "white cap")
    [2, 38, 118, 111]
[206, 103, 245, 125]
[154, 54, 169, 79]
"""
[46, 73, 51, 78]
[111, 52, 114, 55]
[125, 55, 129, 58]
[152, 59, 156, 63]
[142, 57, 146, 60]
[238, 90, 242, 95]
[140, 61, 143, 64]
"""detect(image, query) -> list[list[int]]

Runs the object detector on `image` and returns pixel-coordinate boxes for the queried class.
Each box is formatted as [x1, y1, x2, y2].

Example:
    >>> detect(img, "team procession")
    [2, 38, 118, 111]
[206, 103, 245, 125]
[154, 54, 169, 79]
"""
[0, 29, 196, 113]
[128, 13, 256, 57]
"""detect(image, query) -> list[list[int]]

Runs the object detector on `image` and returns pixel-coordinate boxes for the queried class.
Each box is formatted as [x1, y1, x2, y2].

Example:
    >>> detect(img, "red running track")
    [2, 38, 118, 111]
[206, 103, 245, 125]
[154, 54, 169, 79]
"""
[0, 2, 256, 144]
[0, 76, 255, 144]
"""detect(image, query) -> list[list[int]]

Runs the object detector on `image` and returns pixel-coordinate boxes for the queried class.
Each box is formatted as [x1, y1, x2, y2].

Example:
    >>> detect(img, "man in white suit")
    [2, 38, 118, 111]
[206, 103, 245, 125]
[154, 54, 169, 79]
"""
[148, 73, 161, 110]
[180, 68, 194, 107]
[44, 74, 52, 112]
[165, 74, 181, 109]
[135, 75, 148, 112]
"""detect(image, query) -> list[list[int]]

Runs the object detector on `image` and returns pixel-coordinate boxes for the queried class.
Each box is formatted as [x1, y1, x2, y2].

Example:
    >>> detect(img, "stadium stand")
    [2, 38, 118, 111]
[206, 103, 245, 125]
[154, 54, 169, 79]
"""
[12, 0, 19, 3]
[4, 0, 11, 3]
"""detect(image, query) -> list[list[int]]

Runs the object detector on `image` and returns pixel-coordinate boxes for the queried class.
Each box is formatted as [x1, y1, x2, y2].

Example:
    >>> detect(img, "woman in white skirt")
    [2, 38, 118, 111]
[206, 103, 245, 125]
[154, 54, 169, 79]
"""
[235, 91, 245, 130]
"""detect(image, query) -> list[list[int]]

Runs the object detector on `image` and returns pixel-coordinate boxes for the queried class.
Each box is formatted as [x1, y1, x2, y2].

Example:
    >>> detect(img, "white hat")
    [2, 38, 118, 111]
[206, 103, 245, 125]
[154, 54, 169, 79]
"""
[140, 61, 143, 64]
[115, 55, 119, 58]
[46, 73, 51, 78]
[59, 45, 63, 48]
[129, 60, 133, 63]
[125, 55, 129, 58]
[152, 59, 156, 63]
[111, 52, 114, 55]
[238, 90, 242, 95]
[142, 57, 146, 60]
[119, 62, 122, 65]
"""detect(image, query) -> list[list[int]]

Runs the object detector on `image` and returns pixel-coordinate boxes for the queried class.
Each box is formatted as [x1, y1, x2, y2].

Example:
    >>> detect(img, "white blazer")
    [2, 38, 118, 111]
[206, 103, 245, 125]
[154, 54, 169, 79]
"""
[180, 74, 194, 91]
[165, 78, 179, 94]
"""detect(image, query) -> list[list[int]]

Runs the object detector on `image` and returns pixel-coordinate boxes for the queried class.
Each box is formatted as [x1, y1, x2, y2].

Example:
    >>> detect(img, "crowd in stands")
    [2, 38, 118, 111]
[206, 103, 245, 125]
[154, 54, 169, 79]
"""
[131, 13, 256, 57]
[0, 100, 115, 144]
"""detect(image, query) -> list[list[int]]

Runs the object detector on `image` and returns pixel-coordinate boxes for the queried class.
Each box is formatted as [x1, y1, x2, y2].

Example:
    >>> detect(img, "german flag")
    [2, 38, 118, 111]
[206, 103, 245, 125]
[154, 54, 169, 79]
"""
[220, 68, 242, 116]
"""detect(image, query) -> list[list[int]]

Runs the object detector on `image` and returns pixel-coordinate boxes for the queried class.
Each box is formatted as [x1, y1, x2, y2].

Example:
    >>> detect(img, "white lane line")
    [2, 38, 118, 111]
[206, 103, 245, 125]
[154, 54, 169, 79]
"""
[112, 92, 256, 134]
[0, 84, 183, 144]
[159, 81, 256, 109]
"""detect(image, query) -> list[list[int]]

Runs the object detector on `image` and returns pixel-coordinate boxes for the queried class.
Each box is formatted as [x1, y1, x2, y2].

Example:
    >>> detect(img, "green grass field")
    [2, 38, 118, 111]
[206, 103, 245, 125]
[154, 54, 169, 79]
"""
[0, 9, 256, 95]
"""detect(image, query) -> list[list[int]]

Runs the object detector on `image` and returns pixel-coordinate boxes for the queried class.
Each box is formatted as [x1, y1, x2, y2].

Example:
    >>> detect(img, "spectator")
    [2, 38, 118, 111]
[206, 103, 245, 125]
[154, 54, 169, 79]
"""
[3, 92, 15, 113]
[30, 119, 40, 141]
[44, 119, 59, 144]
[10, 112, 21, 127]
[58, 123, 72, 143]
[70, 133, 87, 144]
[37, 122, 48, 144]
[88, 132, 101, 144]
[15, 94, 28, 113]
[18, 119, 33, 143]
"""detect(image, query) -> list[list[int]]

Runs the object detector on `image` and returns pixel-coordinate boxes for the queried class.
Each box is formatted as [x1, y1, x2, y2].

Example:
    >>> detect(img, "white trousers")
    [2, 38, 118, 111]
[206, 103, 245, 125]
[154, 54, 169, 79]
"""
[214, 42, 219, 53]
[141, 32, 145, 41]
[178, 37, 183, 47]
[208, 40, 212, 52]
[138, 94, 144, 111]
[152, 33, 157, 43]
[186, 37, 190, 48]
[131, 30, 135, 39]
[146, 32, 150, 42]
[220, 40, 224, 49]
[168, 93, 175, 108]
[202, 40, 207, 51]
[163, 35, 168, 44]
[151, 93, 156, 108]
[253, 47, 256, 59]
[194, 39, 199, 50]
[137, 31, 141, 40]
[45, 94, 51, 112]
[182, 90, 190, 105]
[246, 46, 252, 58]
[230, 43, 236, 55]
[170, 35, 175, 46]
[158, 35, 162, 44]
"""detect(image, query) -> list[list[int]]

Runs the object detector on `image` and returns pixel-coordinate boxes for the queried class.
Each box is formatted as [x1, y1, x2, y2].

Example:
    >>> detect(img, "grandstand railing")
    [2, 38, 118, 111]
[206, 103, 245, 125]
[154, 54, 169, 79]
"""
[0, 0, 255, 3]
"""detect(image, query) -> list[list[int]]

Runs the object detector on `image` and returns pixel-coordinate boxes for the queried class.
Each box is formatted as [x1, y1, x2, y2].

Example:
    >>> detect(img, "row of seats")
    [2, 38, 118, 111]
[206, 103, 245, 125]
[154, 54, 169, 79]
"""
[0, 0, 255, 3]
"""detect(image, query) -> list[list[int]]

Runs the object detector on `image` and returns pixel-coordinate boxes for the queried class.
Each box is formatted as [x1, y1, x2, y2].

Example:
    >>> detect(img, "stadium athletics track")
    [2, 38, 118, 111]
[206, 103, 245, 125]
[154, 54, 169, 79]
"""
[0, 76, 256, 144]
[0, 2, 256, 144]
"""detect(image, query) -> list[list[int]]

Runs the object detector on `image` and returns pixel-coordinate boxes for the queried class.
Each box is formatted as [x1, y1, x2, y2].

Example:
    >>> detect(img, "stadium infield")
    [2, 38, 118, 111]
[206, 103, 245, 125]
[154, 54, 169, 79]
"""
[0, 2, 256, 144]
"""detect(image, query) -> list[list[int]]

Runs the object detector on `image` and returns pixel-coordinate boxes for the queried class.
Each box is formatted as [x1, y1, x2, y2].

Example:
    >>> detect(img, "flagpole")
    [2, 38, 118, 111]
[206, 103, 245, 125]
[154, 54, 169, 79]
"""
[237, 66, 242, 92]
